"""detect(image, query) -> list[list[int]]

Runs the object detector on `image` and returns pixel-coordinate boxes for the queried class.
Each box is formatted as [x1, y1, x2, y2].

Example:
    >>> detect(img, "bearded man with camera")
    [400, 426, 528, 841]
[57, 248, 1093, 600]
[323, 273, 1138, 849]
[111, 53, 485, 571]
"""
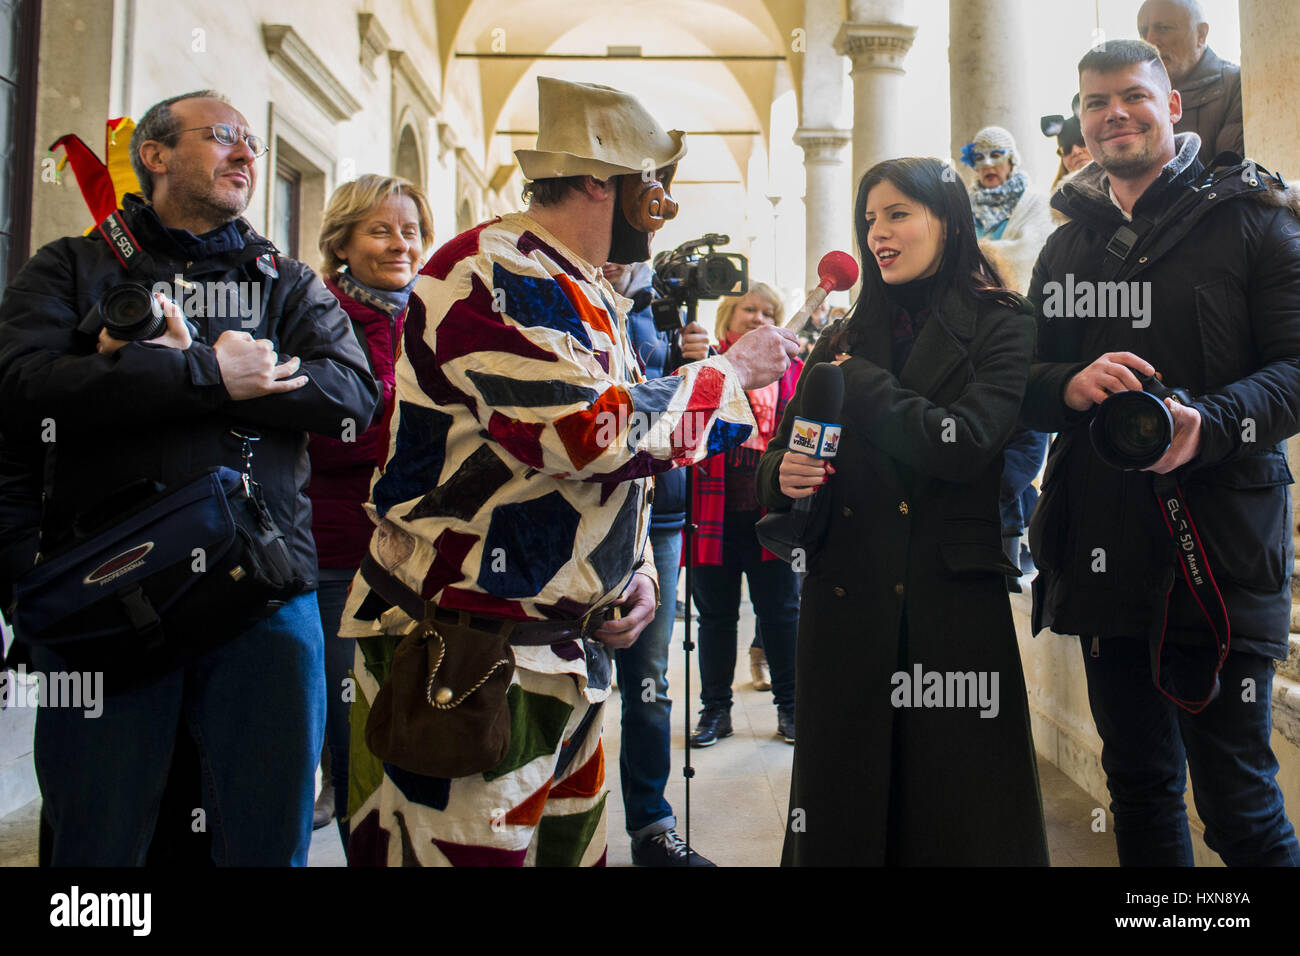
[1023, 39, 1300, 867]
[0, 90, 381, 865]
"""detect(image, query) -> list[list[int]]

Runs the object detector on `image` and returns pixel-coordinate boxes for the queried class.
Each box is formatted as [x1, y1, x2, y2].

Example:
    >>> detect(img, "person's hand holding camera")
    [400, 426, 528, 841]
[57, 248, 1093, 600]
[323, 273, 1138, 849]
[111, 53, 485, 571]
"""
[97, 293, 193, 356]
[1143, 400, 1202, 474]
[1063, 351, 1156, 411]
[719, 325, 799, 390]
[679, 320, 710, 361]
[213, 330, 309, 400]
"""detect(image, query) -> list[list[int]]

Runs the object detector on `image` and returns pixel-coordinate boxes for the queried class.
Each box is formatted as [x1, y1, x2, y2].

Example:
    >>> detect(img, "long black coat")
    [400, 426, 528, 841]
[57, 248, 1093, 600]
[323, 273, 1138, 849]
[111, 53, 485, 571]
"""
[757, 286, 1049, 866]
[1023, 134, 1300, 660]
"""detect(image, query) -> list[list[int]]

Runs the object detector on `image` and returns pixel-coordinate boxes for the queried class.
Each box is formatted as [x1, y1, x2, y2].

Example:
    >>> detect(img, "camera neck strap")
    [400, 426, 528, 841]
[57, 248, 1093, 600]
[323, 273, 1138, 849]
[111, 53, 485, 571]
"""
[1148, 473, 1232, 713]
[97, 210, 157, 275]
[90, 211, 280, 345]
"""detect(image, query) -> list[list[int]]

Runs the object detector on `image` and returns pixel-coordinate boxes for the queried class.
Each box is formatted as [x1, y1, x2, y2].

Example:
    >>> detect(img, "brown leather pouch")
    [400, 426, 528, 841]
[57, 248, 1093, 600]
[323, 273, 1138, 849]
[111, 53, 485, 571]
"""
[364, 617, 515, 778]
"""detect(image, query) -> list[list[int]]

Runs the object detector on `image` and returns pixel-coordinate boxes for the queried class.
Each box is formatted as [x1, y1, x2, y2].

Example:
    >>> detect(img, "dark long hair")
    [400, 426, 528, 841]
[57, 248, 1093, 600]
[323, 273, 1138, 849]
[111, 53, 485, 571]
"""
[832, 157, 1022, 354]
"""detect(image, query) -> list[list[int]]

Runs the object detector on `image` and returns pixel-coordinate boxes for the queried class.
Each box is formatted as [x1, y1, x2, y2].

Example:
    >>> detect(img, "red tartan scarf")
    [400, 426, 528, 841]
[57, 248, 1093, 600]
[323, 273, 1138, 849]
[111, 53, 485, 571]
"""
[688, 350, 803, 567]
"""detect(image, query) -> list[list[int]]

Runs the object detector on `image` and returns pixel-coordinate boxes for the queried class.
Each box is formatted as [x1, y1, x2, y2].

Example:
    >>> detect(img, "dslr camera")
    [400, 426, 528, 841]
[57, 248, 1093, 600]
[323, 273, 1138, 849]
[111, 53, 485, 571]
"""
[1090, 372, 1193, 470]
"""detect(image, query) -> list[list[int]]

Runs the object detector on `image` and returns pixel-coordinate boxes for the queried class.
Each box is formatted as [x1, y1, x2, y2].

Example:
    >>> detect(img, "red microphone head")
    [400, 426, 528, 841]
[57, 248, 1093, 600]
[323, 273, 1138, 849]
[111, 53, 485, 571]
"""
[817, 251, 859, 292]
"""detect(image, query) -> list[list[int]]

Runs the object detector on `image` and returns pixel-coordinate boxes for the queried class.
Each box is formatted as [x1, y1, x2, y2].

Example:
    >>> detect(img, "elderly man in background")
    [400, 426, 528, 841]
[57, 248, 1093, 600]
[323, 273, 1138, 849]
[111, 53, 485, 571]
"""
[1138, 0, 1243, 166]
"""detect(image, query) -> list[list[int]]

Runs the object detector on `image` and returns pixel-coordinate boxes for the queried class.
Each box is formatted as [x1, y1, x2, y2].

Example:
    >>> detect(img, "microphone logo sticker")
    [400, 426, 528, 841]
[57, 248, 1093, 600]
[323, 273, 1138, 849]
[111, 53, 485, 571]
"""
[790, 418, 823, 455]
[820, 425, 842, 458]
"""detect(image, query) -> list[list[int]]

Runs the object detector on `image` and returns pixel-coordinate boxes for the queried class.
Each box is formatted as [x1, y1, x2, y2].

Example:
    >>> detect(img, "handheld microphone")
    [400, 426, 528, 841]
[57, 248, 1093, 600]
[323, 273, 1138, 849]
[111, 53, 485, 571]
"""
[787, 363, 844, 515]
[784, 251, 859, 334]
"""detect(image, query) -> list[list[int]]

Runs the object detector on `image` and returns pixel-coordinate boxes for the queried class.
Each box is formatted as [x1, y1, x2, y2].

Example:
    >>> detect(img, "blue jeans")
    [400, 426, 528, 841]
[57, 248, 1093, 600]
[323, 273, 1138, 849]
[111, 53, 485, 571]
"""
[317, 567, 357, 827]
[33, 593, 325, 866]
[613, 529, 680, 839]
[999, 426, 1047, 532]
[691, 510, 799, 712]
[1081, 635, 1300, 866]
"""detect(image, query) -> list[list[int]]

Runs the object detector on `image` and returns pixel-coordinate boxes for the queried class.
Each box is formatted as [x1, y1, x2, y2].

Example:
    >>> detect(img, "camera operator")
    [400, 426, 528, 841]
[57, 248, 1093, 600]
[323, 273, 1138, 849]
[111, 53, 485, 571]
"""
[603, 258, 712, 865]
[338, 77, 797, 867]
[0, 90, 381, 865]
[1023, 40, 1300, 866]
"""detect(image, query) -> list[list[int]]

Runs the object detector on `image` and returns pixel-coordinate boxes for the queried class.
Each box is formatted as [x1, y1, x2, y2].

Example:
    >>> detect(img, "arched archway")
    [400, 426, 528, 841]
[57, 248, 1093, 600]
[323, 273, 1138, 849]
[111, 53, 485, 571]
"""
[394, 123, 423, 188]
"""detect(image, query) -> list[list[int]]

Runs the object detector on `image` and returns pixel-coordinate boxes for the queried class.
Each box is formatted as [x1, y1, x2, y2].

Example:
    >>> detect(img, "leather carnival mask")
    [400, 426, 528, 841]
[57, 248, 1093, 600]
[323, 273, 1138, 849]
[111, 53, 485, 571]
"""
[619, 164, 679, 233]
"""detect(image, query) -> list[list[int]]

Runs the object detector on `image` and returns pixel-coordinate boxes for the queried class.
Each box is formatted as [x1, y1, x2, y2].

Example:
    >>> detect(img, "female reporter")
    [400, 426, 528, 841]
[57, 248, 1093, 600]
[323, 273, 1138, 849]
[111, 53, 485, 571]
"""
[689, 283, 803, 747]
[308, 174, 433, 847]
[757, 157, 1048, 866]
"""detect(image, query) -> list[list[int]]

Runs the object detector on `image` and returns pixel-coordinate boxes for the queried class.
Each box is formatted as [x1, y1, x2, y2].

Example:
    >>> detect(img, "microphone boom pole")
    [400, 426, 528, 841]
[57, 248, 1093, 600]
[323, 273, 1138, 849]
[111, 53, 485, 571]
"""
[785, 251, 859, 334]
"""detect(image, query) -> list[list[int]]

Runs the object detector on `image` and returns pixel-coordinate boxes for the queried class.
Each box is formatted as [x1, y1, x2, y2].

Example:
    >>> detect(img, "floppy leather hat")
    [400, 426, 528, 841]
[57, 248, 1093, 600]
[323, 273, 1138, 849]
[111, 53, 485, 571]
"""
[515, 76, 687, 181]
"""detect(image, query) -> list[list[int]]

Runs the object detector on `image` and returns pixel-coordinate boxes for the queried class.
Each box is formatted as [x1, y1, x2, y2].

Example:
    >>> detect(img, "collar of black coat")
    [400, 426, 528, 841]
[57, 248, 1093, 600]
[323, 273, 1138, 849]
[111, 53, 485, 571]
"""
[1175, 46, 1235, 108]
[1051, 138, 1300, 283]
[848, 283, 983, 394]
[1051, 131, 1203, 225]
[118, 193, 274, 268]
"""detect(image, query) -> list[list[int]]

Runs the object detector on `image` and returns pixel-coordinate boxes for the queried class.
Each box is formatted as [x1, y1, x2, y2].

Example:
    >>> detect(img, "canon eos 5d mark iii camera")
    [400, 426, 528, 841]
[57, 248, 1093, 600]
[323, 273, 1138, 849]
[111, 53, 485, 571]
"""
[1089, 372, 1194, 471]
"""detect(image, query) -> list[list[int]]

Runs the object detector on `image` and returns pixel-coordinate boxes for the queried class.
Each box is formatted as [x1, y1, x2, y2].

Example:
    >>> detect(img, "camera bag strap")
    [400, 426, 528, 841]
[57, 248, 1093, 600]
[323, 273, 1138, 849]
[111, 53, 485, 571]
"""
[1097, 211, 1157, 283]
[1146, 473, 1232, 713]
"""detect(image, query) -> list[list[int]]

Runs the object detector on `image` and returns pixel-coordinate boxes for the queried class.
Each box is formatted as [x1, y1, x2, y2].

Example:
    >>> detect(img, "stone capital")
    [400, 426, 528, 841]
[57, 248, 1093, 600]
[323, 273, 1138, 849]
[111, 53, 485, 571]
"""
[793, 127, 852, 165]
[834, 21, 918, 74]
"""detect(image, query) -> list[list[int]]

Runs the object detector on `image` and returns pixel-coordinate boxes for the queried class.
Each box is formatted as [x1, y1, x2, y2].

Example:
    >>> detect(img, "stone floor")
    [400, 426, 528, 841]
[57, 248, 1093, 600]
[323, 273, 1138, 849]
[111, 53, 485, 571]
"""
[0, 597, 1118, 867]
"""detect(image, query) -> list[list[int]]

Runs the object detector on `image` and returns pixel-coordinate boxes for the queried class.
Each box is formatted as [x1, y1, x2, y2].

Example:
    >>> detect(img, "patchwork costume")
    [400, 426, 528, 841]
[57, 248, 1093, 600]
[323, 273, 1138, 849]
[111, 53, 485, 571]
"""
[340, 213, 756, 866]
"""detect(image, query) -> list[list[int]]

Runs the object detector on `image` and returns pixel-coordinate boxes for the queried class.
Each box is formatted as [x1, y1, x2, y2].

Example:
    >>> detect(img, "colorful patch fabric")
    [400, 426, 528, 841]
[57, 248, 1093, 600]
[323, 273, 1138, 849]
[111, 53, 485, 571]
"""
[338, 213, 757, 867]
[347, 645, 607, 868]
[340, 213, 755, 684]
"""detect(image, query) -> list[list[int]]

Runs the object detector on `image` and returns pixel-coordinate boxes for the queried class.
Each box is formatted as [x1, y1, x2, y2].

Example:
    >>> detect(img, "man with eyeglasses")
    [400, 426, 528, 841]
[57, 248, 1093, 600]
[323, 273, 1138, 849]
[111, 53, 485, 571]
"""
[0, 90, 381, 865]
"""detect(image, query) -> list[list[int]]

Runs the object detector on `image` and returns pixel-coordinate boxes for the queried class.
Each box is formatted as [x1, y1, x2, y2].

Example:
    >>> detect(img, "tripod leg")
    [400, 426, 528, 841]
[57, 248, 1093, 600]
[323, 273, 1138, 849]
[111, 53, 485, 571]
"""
[683, 466, 695, 854]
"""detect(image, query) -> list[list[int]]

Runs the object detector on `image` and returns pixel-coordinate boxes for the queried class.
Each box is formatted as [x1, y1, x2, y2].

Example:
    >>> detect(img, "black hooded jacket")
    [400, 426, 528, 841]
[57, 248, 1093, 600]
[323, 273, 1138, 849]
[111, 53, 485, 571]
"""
[1023, 133, 1300, 659]
[0, 195, 382, 597]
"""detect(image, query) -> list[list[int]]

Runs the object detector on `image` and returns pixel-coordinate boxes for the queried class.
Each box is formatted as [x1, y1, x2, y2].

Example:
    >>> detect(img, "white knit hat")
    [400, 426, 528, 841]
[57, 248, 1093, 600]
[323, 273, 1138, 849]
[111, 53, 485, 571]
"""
[962, 126, 1018, 169]
[515, 77, 687, 181]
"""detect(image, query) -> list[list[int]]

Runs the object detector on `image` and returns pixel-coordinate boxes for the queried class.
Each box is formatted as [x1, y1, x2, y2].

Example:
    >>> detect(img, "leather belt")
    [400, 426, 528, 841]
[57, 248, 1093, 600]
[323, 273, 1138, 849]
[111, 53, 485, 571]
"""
[359, 554, 616, 645]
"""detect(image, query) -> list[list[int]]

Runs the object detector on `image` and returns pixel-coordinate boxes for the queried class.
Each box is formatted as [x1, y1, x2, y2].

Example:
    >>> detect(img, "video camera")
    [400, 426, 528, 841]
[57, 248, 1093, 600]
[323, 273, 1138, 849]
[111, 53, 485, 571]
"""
[650, 233, 748, 333]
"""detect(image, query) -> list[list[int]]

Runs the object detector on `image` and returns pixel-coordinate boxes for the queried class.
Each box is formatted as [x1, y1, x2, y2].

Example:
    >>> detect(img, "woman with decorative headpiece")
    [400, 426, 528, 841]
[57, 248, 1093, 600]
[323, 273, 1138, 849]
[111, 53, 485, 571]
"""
[961, 125, 1054, 296]
[962, 126, 1054, 589]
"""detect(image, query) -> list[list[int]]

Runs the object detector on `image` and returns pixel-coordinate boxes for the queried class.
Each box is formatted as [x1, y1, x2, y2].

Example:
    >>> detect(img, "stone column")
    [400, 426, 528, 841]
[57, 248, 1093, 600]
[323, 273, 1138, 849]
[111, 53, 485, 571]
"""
[794, 129, 852, 291]
[948, 0, 1040, 188]
[835, 13, 917, 187]
[1239, 0, 1300, 567]
[796, 0, 852, 292]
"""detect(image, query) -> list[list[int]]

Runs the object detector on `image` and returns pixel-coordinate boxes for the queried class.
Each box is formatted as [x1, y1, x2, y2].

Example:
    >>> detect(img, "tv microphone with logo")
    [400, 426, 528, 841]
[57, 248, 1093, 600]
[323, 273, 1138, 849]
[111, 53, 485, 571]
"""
[787, 362, 844, 518]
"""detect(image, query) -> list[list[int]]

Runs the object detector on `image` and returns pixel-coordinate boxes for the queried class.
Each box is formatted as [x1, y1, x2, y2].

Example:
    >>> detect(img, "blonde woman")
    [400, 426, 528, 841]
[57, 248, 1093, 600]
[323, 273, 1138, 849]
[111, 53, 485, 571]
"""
[308, 174, 433, 849]
[688, 283, 804, 746]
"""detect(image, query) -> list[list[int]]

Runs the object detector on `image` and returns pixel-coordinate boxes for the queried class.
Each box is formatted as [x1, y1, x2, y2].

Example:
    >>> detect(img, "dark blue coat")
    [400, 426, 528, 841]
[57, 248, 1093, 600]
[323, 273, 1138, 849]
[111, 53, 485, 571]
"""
[623, 272, 686, 534]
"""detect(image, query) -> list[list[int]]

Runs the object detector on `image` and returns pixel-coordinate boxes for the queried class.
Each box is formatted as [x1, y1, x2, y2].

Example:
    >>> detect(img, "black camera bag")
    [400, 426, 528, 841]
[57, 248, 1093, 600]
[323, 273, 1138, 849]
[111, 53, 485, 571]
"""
[11, 464, 306, 689]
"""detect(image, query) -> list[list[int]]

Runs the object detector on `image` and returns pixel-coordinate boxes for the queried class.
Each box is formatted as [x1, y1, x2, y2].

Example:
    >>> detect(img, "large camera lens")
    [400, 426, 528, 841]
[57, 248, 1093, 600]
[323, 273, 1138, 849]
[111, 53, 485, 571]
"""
[1090, 390, 1174, 470]
[699, 255, 744, 296]
[98, 282, 166, 341]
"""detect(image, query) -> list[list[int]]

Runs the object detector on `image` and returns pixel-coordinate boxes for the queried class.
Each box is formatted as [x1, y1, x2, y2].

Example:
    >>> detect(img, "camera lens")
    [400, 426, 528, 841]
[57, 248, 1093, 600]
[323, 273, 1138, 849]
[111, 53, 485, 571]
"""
[1090, 390, 1173, 470]
[98, 283, 166, 340]
[700, 255, 742, 296]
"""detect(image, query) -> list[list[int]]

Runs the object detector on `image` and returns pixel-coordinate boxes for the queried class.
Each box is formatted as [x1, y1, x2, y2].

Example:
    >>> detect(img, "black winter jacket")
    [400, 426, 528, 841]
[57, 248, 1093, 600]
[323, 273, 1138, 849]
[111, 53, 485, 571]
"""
[0, 195, 382, 594]
[1023, 133, 1300, 659]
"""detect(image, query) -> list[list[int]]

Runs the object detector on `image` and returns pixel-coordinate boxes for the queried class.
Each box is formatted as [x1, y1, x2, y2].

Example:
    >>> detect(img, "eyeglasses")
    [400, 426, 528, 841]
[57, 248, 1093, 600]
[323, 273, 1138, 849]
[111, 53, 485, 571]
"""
[175, 123, 269, 157]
